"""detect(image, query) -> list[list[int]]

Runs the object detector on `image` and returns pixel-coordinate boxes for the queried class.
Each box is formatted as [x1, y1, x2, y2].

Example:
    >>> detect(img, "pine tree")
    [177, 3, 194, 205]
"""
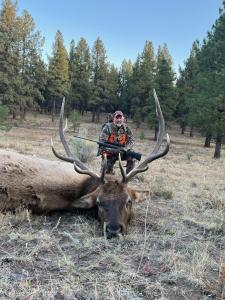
[176, 41, 200, 134]
[17, 10, 45, 119]
[153, 45, 176, 138]
[32, 55, 47, 112]
[90, 37, 108, 122]
[68, 39, 76, 77]
[118, 59, 133, 115]
[179, 3, 225, 158]
[129, 41, 155, 128]
[105, 64, 119, 112]
[68, 37, 91, 114]
[47, 30, 69, 121]
[129, 54, 142, 127]
[0, 0, 21, 118]
[196, 3, 225, 158]
[139, 41, 155, 118]
[0, 1, 46, 119]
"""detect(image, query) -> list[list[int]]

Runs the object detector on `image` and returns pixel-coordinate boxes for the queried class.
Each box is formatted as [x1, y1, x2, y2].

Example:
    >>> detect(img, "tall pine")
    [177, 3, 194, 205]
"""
[129, 41, 155, 128]
[90, 37, 108, 122]
[153, 44, 176, 138]
[68, 37, 91, 114]
[47, 30, 69, 121]
[18, 10, 45, 119]
[0, 0, 21, 118]
[176, 41, 200, 135]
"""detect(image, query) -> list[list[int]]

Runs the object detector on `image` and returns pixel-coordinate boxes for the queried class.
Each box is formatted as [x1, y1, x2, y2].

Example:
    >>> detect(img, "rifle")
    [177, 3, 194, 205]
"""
[73, 135, 142, 161]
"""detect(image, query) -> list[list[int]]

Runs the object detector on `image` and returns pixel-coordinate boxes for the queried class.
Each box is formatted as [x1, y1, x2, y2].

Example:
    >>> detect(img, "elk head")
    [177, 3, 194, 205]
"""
[51, 89, 170, 238]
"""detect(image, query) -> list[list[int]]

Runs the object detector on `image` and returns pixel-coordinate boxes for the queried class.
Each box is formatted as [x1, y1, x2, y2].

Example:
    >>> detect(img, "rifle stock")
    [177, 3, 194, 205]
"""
[97, 141, 142, 161]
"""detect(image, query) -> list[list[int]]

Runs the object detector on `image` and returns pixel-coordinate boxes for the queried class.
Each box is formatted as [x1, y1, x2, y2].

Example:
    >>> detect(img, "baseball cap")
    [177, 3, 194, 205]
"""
[113, 110, 124, 118]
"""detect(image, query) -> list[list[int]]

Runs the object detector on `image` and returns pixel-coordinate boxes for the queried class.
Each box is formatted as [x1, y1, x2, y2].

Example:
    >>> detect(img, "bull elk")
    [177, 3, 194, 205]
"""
[0, 89, 170, 239]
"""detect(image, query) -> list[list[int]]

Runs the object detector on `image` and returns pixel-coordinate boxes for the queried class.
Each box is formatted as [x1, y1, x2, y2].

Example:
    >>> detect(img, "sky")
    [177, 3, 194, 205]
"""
[8, 0, 224, 74]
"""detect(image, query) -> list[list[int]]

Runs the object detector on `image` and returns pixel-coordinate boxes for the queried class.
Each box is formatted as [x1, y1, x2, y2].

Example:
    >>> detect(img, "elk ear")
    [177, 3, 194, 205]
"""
[127, 187, 139, 203]
[72, 188, 99, 208]
[134, 190, 151, 203]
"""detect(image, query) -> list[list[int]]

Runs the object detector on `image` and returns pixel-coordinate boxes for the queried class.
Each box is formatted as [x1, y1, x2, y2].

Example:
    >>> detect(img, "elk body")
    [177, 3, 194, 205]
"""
[0, 90, 170, 238]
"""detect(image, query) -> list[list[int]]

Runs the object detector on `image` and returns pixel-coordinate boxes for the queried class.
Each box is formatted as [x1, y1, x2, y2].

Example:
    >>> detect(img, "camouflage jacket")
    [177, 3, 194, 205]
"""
[99, 122, 134, 154]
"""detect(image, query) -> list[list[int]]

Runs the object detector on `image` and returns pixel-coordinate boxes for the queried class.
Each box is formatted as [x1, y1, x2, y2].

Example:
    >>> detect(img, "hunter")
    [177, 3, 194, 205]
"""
[99, 110, 134, 174]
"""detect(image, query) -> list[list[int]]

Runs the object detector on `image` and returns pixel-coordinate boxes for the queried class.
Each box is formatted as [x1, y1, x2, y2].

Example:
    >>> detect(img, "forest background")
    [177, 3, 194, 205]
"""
[0, 0, 225, 158]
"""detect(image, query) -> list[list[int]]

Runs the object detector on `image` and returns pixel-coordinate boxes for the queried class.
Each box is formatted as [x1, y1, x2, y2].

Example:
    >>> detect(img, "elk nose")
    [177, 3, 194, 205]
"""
[106, 224, 123, 238]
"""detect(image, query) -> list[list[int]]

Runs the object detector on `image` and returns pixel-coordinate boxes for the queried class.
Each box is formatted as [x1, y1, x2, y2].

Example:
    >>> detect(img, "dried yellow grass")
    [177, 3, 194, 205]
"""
[0, 112, 224, 299]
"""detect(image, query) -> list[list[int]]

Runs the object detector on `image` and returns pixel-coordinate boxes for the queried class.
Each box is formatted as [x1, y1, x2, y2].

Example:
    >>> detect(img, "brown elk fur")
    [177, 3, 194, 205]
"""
[0, 150, 141, 238]
[0, 149, 100, 212]
[0, 150, 136, 212]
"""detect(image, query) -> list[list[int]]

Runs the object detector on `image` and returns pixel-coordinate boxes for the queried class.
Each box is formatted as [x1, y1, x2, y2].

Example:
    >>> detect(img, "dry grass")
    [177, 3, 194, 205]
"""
[0, 112, 224, 299]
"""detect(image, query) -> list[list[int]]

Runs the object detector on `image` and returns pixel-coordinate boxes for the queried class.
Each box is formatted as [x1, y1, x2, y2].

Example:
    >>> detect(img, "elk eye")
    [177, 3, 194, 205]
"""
[96, 198, 101, 206]
[96, 199, 104, 208]
[126, 199, 132, 206]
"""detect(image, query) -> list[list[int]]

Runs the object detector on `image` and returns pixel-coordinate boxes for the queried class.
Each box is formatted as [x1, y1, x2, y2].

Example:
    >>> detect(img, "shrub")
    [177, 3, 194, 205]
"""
[68, 128, 97, 162]
[186, 153, 193, 161]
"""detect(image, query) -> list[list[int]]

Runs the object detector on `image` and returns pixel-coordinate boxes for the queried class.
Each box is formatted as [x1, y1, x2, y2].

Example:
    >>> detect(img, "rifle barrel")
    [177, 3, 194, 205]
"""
[73, 135, 97, 143]
[73, 135, 122, 149]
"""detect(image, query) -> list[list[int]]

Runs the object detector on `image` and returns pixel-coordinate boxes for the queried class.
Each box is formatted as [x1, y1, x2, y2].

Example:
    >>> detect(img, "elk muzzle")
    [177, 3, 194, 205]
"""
[105, 223, 123, 239]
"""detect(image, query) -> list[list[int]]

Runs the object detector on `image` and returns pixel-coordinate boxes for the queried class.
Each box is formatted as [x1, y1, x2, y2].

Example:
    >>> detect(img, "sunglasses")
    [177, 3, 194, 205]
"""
[115, 115, 122, 119]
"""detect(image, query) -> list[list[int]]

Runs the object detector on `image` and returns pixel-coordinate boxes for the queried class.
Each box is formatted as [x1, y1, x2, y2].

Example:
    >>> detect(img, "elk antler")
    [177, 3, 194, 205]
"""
[120, 89, 170, 183]
[51, 98, 103, 181]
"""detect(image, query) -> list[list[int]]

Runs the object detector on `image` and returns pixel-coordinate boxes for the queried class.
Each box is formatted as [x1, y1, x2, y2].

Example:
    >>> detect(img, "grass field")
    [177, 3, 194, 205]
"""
[0, 112, 224, 299]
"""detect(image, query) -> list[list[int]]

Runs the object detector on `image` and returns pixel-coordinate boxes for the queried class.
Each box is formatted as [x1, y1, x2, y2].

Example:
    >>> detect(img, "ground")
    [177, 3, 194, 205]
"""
[0, 112, 224, 299]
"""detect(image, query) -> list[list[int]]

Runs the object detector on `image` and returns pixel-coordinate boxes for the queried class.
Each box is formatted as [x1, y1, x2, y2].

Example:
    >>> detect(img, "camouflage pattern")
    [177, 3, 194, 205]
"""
[99, 122, 134, 149]
[99, 122, 135, 174]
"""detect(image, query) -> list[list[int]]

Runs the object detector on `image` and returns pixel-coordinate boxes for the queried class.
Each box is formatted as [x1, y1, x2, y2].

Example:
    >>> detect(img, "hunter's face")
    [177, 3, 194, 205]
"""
[113, 115, 124, 127]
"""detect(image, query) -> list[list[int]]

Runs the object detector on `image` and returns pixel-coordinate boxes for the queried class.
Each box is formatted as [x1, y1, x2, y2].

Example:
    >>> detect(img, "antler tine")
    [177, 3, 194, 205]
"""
[118, 153, 126, 182]
[152, 88, 165, 154]
[121, 89, 170, 183]
[51, 97, 101, 179]
[100, 154, 107, 183]
[63, 118, 68, 134]
[59, 97, 72, 157]
[73, 162, 100, 180]
[51, 138, 74, 164]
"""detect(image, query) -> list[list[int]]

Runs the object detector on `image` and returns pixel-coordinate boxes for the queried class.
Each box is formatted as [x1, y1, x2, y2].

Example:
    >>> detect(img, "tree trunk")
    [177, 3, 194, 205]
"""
[190, 127, 194, 137]
[96, 111, 100, 123]
[214, 133, 222, 159]
[204, 133, 212, 148]
[51, 100, 56, 122]
[12, 110, 17, 119]
[23, 108, 27, 120]
[0, 150, 92, 212]
[181, 123, 186, 134]
[20, 107, 26, 120]
[91, 111, 96, 123]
